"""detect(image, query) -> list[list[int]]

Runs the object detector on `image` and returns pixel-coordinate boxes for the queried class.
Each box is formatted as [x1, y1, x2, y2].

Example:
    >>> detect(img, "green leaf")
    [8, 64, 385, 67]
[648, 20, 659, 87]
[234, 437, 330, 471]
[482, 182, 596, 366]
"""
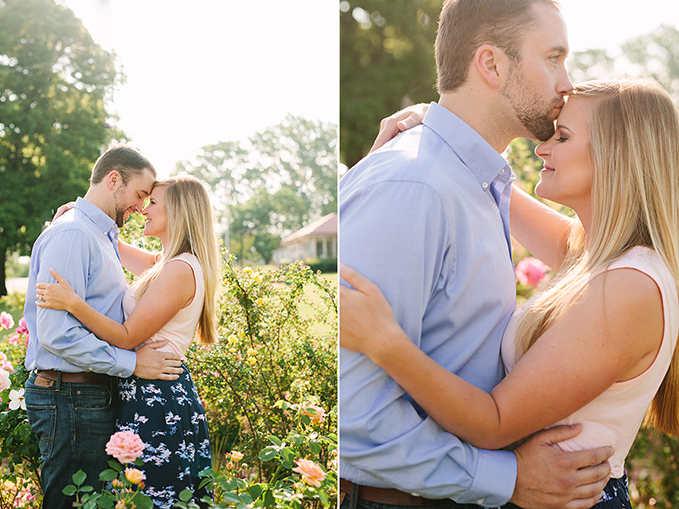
[179, 489, 193, 502]
[248, 484, 264, 500]
[259, 446, 279, 461]
[62, 485, 77, 496]
[222, 492, 241, 504]
[108, 459, 123, 472]
[319, 489, 329, 506]
[267, 435, 283, 447]
[72, 469, 87, 486]
[98, 469, 119, 482]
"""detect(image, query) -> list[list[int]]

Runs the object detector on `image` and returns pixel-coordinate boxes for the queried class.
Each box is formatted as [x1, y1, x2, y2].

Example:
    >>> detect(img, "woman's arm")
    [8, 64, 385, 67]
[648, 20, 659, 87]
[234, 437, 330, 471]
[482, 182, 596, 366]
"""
[37, 261, 195, 350]
[118, 239, 160, 276]
[339, 264, 663, 450]
[510, 185, 575, 271]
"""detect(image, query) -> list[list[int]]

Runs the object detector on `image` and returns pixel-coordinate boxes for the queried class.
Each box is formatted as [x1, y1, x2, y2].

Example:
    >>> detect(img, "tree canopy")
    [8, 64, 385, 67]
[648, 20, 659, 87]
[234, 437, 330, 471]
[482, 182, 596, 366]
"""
[340, 0, 441, 168]
[174, 114, 337, 264]
[0, 0, 123, 296]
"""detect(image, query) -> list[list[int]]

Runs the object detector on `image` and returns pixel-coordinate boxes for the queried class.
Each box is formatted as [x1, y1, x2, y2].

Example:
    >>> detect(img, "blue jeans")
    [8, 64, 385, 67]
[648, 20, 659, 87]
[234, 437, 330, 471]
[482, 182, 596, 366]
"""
[24, 372, 118, 509]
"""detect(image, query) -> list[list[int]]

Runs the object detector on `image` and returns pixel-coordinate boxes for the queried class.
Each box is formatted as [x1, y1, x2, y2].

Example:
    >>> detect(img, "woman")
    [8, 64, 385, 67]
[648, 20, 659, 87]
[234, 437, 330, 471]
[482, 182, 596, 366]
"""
[340, 79, 679, 508]
[37, 176, 221, 508]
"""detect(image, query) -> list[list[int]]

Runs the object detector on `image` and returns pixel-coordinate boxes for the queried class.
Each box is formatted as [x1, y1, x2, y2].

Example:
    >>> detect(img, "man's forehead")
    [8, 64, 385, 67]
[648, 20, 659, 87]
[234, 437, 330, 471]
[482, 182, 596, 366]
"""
[130, 168, 155, 195]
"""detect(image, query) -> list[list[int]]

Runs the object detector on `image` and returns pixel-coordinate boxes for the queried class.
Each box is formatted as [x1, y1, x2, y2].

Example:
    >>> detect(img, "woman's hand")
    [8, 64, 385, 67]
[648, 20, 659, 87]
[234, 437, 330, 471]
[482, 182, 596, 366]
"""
[36, 268, 82, 313]
[51, 202, 75, 222]
[339, 264, 410, 364]
[369, 103, 430, 154]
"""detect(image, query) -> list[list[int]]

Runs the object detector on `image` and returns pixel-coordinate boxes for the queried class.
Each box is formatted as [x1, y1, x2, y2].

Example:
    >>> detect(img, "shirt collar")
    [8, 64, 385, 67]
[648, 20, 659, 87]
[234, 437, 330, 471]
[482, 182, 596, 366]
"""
[422, 102, 511, 188]
[74, 197, 119, 237]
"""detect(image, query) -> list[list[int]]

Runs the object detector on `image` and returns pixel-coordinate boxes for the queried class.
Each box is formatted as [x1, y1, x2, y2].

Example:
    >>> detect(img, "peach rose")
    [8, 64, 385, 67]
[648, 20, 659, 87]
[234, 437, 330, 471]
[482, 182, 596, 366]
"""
[124, 467, 146, 484]
[105, 431, 144, 464]
[292, 458, 326, 487]
[230, 450, 244, 461]
[301, 403, 326, 424]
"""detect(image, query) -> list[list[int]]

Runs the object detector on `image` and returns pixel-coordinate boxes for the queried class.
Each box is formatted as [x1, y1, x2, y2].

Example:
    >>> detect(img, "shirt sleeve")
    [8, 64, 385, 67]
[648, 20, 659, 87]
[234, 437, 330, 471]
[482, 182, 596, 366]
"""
[339, 180, 517, 506]
[34, 229, 137, 377]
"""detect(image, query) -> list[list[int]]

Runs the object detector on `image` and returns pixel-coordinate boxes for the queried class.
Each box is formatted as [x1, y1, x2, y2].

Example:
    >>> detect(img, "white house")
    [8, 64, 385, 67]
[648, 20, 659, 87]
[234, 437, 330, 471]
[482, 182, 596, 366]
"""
[272, 213, 337, 266]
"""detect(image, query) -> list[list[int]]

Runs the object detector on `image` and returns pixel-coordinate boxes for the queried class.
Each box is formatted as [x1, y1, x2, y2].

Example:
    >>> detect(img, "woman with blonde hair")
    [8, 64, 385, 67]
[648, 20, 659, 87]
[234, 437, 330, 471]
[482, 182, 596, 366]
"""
[340, 79, 679, 509]
[37, 175, 221, 508]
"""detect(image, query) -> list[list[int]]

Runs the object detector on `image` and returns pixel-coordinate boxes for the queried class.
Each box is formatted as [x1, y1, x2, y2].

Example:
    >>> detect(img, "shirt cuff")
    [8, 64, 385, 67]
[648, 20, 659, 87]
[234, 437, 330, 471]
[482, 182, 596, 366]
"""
[459, 449, 517, 507]
[112, 348, 137, 378]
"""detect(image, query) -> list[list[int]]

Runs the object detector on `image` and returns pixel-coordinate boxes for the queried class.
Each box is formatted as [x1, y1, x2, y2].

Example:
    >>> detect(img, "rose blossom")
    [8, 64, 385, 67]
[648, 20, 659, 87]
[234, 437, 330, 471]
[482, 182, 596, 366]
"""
[292, 458, 326, 487]
[15, 317, 28, 336]
[9, 388, 25, 411]
[230, 450, 244, 461]
[0, 368, 11, 391]
[301, 403, 326, 424]
[0, 312, 14, 330]
[105, 431, 145, 464]
[515, 257, 550, 288]
[124, 467, 146, 484]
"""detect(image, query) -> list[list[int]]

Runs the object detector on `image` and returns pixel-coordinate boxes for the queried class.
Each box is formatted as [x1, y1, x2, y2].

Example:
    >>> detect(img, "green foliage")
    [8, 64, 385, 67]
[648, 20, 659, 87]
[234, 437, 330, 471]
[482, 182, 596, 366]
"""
[187, 258, 337, 491]
[302, 258, 337, 275]
[0, 0, 125, 296]
[340, 0, 441, 167]
[175, 115, 337, 264]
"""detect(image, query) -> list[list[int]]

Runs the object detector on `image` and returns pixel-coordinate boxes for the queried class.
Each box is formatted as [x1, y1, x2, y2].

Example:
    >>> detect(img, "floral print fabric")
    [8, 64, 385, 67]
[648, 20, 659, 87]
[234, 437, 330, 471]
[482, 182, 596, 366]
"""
[116, 365, 211, 508]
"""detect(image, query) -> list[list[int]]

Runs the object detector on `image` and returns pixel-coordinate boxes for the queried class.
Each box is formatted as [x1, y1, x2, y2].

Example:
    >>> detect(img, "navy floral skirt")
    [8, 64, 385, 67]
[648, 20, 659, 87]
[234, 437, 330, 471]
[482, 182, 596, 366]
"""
[116, 364, 212, 508]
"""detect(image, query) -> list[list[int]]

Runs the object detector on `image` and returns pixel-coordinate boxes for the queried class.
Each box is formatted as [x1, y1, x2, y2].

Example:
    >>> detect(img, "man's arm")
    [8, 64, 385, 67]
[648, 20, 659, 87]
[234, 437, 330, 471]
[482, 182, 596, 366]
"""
[340, 178, 516, 506]
[34, 229, 181, 379]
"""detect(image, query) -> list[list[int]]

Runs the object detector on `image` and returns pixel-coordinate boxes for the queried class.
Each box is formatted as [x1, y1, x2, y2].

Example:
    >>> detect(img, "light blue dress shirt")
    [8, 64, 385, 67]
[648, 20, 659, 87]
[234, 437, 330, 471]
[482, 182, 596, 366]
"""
[339, 103, 518, 506]
[24, 198, 137, 377]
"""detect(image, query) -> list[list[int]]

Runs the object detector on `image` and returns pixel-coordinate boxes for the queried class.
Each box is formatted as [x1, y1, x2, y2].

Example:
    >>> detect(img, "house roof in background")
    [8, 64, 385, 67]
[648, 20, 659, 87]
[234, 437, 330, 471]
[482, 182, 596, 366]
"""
[280, 213, 337, 246]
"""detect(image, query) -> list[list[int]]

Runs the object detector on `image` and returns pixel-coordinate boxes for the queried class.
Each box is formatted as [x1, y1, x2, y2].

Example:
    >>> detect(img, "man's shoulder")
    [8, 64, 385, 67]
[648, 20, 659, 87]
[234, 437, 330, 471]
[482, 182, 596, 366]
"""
[37, 212, 98, 247]
[342, 127, 463, 192]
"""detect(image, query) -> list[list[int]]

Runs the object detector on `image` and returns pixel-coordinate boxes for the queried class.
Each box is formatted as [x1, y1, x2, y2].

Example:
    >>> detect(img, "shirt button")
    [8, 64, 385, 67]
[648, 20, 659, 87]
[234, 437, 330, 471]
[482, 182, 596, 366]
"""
[500, 169, 505, 174]
[482, 182, 489, 189]
[475, 499, 485, 505]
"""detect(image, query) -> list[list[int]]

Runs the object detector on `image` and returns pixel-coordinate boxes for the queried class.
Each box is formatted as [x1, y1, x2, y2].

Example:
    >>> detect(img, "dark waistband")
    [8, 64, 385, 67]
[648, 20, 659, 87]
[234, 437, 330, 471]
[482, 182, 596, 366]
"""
[340, 478, 469, 508]
[36, 369, 112, 386]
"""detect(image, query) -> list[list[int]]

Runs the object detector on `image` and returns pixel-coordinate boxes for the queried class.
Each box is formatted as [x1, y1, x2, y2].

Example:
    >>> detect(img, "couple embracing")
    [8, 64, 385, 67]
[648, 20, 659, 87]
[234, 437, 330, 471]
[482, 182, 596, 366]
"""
[24, 146, 220, 508]
[339, 0, 679, 508]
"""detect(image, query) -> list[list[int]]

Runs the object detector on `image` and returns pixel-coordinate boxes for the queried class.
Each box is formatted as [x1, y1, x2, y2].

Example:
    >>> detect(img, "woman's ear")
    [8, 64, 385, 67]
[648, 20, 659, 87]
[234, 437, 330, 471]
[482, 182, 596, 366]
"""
[473, 44, 510, 90]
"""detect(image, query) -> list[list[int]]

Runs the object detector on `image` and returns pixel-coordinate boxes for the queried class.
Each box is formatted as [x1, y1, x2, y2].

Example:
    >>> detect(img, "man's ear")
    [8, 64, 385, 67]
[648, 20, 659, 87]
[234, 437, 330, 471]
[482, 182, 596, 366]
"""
[473, 44, 510, 90]
[106, 170, 122, 191]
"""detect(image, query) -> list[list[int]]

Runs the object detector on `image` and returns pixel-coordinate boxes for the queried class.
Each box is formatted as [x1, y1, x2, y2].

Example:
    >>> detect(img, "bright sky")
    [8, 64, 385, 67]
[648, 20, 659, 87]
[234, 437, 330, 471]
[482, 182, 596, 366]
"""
[59, 0, 339, 177]
[560, 0, 678, 54]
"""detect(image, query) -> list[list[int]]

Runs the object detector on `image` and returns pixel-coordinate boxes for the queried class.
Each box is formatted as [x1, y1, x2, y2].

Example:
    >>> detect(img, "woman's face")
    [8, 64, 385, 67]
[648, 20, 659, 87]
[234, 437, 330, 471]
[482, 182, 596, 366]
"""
[534, 97, 594, 215]
[142, 185, 168, 240]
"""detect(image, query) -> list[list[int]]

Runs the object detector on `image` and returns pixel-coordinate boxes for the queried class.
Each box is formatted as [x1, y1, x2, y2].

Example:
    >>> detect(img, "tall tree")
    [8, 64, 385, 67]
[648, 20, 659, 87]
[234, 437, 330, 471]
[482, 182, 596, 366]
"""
[0, 0, 123, 295]
[340, 0, 441, 167]
[175, 115, 337, 263]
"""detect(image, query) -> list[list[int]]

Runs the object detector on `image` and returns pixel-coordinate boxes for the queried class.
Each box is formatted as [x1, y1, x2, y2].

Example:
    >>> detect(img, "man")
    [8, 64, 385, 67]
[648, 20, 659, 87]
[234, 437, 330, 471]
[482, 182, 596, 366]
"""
[339, 1, 613, 508]
[23, 145, 184, 508]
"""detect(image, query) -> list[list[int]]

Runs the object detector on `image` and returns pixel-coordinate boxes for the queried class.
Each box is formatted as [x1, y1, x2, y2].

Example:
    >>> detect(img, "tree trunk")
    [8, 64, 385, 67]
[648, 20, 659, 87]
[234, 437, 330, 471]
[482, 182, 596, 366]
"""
[0, 248, 7, 297]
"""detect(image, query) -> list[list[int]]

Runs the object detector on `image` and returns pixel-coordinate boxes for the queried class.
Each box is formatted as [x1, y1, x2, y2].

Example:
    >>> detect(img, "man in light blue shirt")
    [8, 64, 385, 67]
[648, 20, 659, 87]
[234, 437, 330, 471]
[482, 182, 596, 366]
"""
[24, 146, 183, 509]
[340, 1, 613, 508]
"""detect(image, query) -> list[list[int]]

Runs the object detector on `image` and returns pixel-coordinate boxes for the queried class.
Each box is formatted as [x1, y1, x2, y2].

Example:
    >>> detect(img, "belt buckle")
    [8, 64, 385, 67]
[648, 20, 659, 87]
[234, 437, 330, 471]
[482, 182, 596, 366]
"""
[35, 374, 55, 388]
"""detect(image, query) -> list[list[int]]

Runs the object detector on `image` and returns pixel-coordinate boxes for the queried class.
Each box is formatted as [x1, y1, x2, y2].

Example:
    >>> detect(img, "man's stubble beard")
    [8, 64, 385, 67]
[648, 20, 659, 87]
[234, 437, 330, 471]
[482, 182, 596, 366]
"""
[501, 65, 558, 142]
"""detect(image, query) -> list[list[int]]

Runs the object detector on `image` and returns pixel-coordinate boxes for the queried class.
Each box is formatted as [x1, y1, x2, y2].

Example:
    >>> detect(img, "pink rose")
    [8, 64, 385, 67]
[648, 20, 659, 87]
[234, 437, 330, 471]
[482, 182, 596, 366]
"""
[105, 431, 145, 464]
[15, 317, 28, 336]
[0, 312, 14, 330]
[515, 257, 550, 288]
[292, 458, 326, 487]
[0, 368, 11, 391]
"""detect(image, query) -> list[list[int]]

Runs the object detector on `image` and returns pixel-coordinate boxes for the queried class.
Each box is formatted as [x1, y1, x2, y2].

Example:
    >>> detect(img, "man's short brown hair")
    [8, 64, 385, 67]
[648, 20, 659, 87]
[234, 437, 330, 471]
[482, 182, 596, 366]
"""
[435, 0, 561, 93]
[90, 145, 156, 185]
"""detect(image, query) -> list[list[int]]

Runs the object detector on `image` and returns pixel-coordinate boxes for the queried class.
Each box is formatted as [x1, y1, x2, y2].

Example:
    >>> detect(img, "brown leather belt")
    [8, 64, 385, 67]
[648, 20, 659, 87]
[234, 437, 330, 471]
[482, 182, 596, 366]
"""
[37, 369, 112, 386]
[340, 478, 462, 507]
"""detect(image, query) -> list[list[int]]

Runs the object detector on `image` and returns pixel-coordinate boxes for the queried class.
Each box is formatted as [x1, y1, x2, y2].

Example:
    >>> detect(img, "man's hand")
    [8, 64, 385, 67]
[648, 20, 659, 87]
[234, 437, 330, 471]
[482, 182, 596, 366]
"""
[510, 424, 613, 509]
[134, 340, 183, 380]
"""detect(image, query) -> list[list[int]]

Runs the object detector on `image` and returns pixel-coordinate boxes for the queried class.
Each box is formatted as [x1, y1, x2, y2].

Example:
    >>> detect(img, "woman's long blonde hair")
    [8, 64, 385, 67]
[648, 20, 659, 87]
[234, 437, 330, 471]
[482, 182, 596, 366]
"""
[515, 79, 679, 435]
[135, 176, 221, 345]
